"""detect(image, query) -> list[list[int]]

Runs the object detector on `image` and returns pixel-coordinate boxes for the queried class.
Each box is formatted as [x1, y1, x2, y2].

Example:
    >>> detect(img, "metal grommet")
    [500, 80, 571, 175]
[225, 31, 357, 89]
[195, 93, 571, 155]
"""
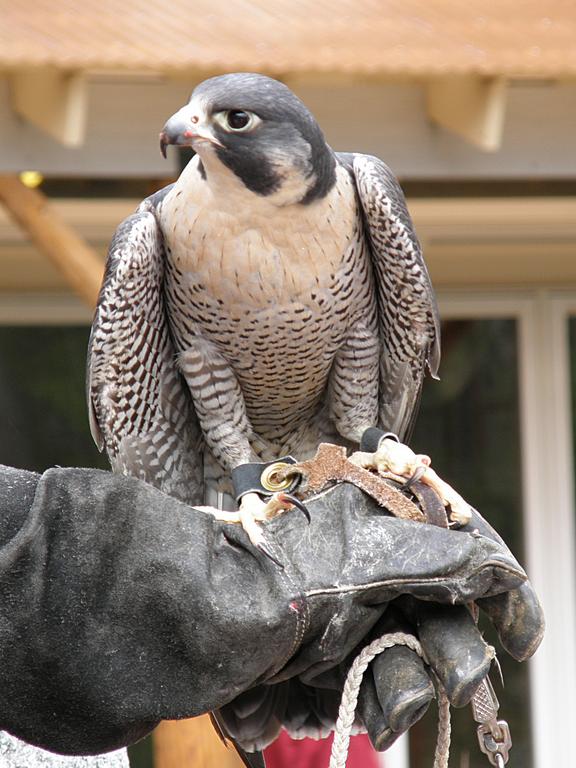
[260, 462, 295, 492]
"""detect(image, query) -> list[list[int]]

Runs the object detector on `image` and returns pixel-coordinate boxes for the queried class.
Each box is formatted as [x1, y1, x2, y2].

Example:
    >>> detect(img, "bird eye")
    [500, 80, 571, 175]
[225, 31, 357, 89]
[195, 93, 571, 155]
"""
[227, 110, 251, 130]
[214, 110, 260, 133]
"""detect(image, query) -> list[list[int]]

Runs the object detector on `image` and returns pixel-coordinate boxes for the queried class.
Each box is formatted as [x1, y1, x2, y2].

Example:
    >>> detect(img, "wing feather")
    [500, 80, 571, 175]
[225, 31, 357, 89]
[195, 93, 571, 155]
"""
[88, 195, 265, 765]
[340, 153, 440, 440]
[87, 206, 204, 505]
[210, 711, 266, 768]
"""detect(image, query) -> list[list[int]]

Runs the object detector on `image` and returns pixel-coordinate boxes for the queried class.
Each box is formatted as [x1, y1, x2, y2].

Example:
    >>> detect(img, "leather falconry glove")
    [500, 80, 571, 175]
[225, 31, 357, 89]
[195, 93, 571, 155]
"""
[217, 483, 543, 754]
[0, 465, 543, 757]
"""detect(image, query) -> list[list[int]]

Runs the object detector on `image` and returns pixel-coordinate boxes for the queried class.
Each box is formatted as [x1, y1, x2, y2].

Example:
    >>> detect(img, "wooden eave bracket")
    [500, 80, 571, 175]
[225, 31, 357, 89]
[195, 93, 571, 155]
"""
[9, 70, 87, 147]
[426, 76, 507, 152]
[0, 175, 103, 307]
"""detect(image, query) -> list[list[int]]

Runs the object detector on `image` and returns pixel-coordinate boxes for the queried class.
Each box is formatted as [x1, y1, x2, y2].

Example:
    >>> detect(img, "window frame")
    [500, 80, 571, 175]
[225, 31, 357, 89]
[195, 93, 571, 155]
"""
[438, 290, 576, 768]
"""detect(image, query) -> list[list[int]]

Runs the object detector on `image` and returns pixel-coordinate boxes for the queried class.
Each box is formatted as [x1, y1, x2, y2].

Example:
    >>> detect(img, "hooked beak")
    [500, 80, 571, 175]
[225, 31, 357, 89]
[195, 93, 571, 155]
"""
[159, 105, 223, 158]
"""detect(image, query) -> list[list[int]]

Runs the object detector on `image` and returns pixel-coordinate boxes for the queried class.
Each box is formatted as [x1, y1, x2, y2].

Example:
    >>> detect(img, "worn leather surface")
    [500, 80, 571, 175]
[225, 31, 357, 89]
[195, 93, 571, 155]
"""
[220, 483, 544, 751]
[0, 466, 543, 756]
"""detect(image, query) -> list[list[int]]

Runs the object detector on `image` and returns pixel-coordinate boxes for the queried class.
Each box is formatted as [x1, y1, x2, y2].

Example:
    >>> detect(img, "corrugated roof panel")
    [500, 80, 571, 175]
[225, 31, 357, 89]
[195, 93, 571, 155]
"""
[1, 0, 575, 76]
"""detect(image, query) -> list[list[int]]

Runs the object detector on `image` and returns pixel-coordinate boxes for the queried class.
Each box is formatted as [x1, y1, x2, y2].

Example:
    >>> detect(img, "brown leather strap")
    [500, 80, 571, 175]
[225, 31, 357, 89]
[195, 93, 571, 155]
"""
[408, 480, 449, 529]
[282, 442, 448, 527]
[282, 443, 426, 523]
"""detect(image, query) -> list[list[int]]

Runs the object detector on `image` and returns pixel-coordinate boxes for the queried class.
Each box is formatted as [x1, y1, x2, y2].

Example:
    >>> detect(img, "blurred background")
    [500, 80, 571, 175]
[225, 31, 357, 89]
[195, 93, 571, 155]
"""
[0, 2, 574, 767]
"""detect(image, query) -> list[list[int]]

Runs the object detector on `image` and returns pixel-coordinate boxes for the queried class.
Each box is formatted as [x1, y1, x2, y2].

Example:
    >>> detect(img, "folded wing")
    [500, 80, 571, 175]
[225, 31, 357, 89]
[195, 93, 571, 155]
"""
[341, 153, 440, 440]
[87, 205, 204, 505]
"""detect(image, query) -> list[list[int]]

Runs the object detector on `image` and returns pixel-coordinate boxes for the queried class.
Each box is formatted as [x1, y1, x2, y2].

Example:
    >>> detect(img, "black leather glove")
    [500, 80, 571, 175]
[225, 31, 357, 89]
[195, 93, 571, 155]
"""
[0, 465, 543, 757]
[218, 485, 543, 753]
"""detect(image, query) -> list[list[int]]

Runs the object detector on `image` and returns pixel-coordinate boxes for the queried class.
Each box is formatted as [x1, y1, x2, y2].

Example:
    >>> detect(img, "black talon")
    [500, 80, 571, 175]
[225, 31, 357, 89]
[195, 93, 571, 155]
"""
[257, 541, 285, 569]
[401, 465, 427, 492]
[282, 493, 311, 524]
[493, 656, 505, 688]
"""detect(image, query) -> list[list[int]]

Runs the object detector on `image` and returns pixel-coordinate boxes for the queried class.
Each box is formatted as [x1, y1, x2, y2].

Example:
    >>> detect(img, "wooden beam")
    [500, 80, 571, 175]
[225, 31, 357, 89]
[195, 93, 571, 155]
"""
[0, 176, 103, 307]
[153, 716, 244, 768]
[10, 70, 87, 147]
[426, 76, 507, 151]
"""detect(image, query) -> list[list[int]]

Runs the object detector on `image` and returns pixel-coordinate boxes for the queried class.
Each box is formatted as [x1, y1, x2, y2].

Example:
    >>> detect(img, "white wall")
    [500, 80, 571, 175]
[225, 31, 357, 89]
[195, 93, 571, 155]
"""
[1, 76, 576, 178]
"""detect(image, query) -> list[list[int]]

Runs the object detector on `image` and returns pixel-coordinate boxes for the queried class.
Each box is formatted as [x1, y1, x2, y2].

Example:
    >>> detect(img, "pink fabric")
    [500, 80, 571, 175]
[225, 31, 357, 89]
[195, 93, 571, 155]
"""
[264, 731, 380, 768]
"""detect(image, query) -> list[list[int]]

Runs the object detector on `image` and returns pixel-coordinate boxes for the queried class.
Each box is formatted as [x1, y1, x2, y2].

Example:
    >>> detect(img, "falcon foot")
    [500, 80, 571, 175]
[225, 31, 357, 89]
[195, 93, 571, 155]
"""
[196, 492, 309, 567]
[238, 492, 309, 565]
[349, 438, 473, 526]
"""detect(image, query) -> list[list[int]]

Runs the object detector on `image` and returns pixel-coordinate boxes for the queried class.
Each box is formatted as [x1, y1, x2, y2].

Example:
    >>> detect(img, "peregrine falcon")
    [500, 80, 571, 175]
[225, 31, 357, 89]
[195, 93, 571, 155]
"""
[87, 72, 443, 545]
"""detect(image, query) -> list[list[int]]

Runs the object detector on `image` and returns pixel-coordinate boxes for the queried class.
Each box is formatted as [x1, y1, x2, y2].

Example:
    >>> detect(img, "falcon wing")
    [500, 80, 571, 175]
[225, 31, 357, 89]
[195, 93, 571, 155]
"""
[340, 152, 440, 441]
[87, 197, 204, 505]
[88, 194, 268, 765]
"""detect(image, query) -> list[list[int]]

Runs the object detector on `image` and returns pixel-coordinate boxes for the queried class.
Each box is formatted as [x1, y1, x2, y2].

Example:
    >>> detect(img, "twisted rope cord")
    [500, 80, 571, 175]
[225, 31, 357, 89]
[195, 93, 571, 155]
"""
[329, 632, 451, 768]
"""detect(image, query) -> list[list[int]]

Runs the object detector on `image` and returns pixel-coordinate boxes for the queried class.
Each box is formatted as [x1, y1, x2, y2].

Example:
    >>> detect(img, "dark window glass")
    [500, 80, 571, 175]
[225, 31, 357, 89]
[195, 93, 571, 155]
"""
[0, 326, 106, 472]
[409, 318, 531, 768]
[570, 318, 576, 499]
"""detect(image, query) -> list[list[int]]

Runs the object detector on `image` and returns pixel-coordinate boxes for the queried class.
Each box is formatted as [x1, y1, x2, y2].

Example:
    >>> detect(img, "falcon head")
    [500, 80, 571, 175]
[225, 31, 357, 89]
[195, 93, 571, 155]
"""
[159, 73, 336, 205]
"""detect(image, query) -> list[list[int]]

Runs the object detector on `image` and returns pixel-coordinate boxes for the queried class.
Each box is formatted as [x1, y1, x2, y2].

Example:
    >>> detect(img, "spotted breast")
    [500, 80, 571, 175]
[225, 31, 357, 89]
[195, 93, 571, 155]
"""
[158, 158, 378, 456]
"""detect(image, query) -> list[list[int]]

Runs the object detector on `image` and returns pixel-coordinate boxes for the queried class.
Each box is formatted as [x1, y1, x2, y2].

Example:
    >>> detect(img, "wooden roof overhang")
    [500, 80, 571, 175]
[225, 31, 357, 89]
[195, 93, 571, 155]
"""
[2, 1, 576, 151]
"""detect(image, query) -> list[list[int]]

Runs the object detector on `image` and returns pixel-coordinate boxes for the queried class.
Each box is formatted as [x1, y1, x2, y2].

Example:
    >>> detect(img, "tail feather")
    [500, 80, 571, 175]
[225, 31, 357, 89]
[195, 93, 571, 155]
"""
[209, 711, 266, 768]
